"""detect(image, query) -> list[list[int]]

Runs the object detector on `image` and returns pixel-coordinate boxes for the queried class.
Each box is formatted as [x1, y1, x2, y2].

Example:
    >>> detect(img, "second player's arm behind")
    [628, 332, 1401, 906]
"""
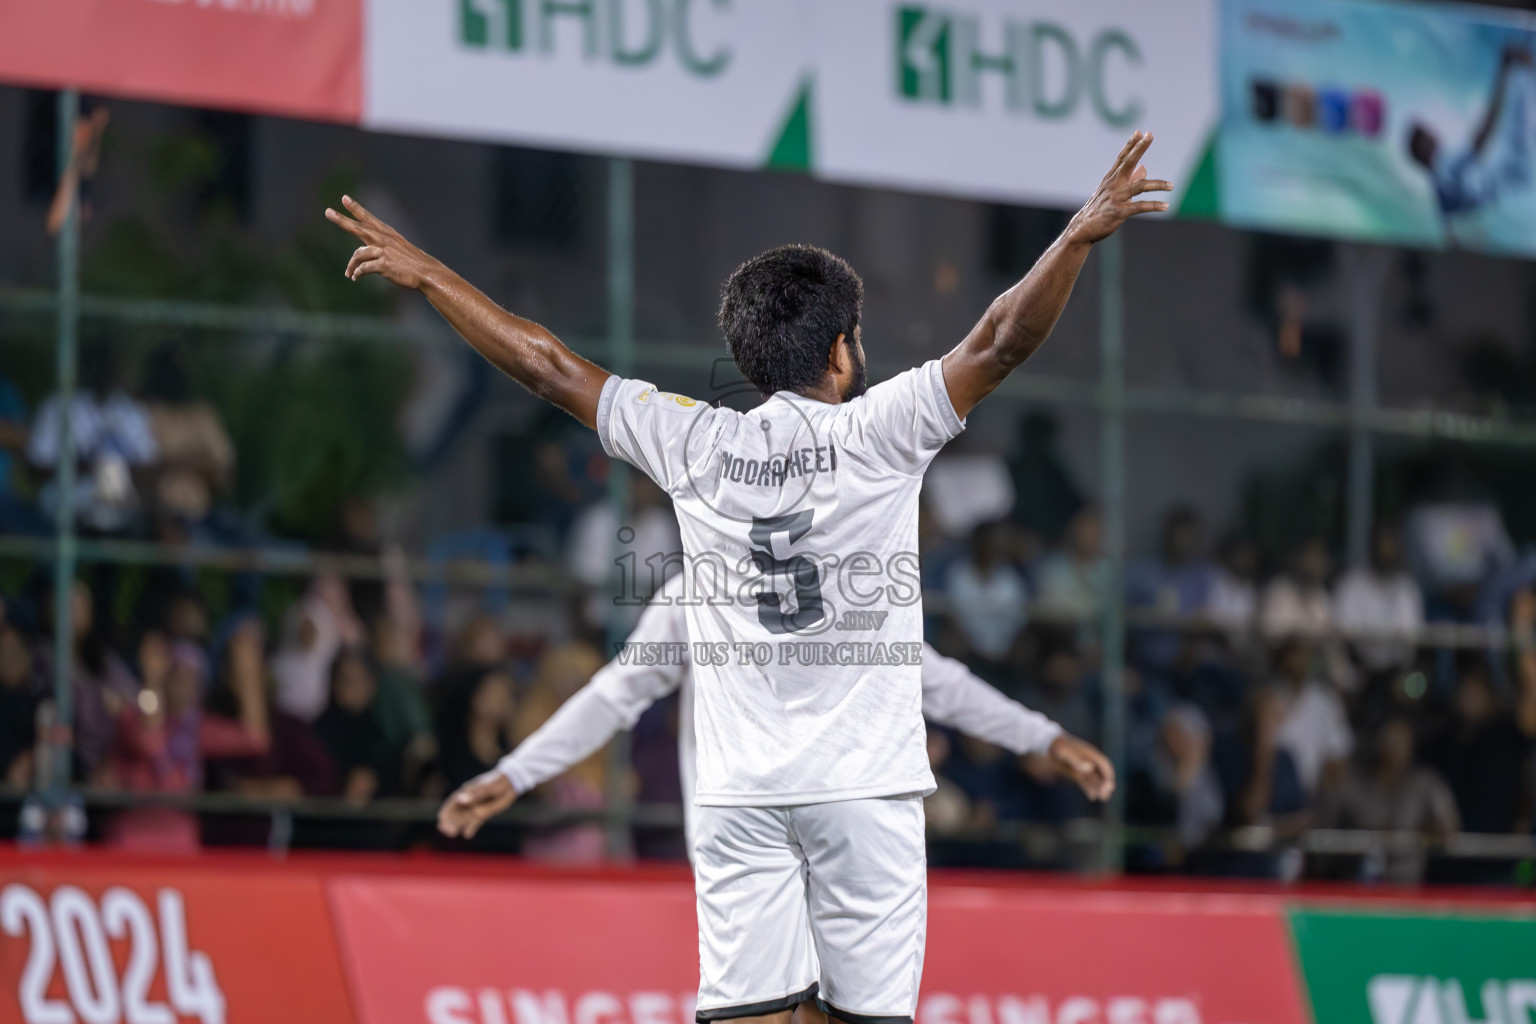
[940, 130, 1171, 420]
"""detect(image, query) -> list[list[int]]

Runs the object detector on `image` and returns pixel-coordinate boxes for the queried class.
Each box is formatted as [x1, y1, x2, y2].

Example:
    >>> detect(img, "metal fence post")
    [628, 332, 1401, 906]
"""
[1345, 247, 1388, 569]
[49, 89, 82, 799]
[604, 157, 636, 860]
[1097, 232, 1127, 874]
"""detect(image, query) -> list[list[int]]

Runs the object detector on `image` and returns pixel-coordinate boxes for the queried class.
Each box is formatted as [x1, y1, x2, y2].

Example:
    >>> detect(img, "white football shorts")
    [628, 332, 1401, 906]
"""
[692, 793, 927, 1024]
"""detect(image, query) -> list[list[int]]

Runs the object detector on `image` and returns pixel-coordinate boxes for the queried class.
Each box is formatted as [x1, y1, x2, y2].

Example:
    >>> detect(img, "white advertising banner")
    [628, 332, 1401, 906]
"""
[813, 0, 1218, 206]
[364, 0, 810, 169]
[364, 0, 1217, 208]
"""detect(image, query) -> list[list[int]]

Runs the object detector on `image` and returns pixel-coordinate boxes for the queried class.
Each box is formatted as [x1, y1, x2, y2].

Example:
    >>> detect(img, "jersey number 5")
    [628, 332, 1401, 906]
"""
[749, 511, 824, 635]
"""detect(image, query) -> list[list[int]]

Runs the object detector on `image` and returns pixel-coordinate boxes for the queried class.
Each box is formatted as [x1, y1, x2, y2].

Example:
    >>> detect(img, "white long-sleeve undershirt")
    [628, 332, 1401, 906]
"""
[498, 585, 1062, 800]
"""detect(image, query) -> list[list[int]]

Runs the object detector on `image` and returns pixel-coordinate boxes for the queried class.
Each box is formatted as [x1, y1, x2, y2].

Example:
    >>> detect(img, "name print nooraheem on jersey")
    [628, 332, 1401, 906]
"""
[717, 442, 839, 489]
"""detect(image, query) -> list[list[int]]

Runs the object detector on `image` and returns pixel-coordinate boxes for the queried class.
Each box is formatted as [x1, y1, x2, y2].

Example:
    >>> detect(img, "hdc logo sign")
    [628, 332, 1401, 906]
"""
[896, 5, 1144, 127]
[458, 0, 732, 77]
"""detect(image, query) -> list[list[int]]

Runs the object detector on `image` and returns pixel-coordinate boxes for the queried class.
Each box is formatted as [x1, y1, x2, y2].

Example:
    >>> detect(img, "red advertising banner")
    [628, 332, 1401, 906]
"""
[0, 0, 361, 123]
[328, 874, 701, 1024]
[327, 874, 1310, 1024]
[922, 887, 1310, 1024]
[0, 859, 357, 1024]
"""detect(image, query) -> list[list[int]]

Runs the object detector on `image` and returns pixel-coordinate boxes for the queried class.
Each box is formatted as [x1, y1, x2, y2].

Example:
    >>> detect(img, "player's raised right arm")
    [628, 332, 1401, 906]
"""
[940, 131, 1171, 420]
[327, 195, 611, 429]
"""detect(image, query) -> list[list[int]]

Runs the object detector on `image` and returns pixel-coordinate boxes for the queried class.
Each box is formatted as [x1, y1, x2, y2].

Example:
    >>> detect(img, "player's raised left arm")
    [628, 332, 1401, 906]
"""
[327, 196, 611, 429]
[941, 131, 1171, 420]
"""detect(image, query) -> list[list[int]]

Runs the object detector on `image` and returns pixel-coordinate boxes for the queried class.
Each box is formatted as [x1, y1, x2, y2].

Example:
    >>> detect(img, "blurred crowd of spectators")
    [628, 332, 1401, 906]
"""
[924, 491, 1536, 884]
[2, 356, 1536, 886]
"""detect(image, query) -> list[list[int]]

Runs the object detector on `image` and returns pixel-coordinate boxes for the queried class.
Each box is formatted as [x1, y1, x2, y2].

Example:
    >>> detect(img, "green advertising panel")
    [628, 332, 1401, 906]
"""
[1290, 908, 1536, 1024]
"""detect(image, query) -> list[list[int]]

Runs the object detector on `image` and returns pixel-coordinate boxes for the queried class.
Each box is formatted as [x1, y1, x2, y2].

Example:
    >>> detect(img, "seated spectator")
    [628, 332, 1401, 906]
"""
[27, 346, 159, 535]
[0, 623, 38, 788]
[1258, 538, 1334, 640]
[1033, 504, 1107, 624]
[1208, 536, 1260, 635]
[1017, 633, 1097, 825]
[514, 642, 608, 863]
[1406, 499, 1514, 613]
[435, 665, 518, 792]
[103, 633, 268, 851]
[1017, 630, 1096, 742]
[33, 580, 139, 781]
[1262, 539, 1354, 691]
[1334, 525, 1423, 682]
[139, 343, 235, 538]
[272, 571, 364, 722]
[944, 519, 1029, 667]
[568, 473, 681, 633]
[1271, 638, 1354, 798]
[446, 613, 506, 674]
[369, 614, 435, 791]
[1126, 506, 1216, 673]
[1127, 703, 1223, 851]
[1211, 686, 1310, 877]
[315, 648, 396, 803]
[203, 617, 336, 804]
[1424, 664, 1533, 835]
[1317, 717, 1459, 884]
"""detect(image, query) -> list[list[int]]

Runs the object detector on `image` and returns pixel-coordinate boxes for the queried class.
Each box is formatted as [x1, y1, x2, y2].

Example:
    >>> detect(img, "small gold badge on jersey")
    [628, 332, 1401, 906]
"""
[636, 386, 699, 411]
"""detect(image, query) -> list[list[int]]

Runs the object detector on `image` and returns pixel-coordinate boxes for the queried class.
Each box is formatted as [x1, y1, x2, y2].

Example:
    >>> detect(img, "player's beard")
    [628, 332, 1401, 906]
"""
[842, 342, 868, 400]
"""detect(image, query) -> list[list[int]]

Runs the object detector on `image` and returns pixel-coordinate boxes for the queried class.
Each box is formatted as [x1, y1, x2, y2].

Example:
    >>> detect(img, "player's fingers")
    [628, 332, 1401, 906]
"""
[349, 259, 385, 281]
[1131, 178, 1174, 194]
[1110, 130, 1142, 173]
[345, 246, 381, 278]
[1092, 753, 1117, 800]
[325, 207, 368, 240]
[1127, 131, 1154, 169]
[342, 194, 384, 228]
[1126, 200, 1170, 215]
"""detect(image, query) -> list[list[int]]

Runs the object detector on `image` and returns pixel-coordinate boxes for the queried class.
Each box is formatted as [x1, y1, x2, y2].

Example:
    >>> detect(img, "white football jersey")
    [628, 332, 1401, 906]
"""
[596, 358, 965, 805]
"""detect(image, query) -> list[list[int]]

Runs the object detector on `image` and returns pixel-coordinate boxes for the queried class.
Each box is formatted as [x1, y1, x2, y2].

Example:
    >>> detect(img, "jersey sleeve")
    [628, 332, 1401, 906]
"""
[919, 643, 1062, 755]
[841, 359, 965, 475]
[596, 375, 720, 491]
[496, 585, 691, 794]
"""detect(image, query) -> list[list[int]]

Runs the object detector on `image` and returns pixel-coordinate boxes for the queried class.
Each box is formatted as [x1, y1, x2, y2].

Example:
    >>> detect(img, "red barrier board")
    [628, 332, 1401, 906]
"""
[923, 888, 1309, 1024]
[327, 874, 1310, 1024]
[0, 0, 361, 123]
[328, 874, 701, 1024]
[0, 860, 357, 1024]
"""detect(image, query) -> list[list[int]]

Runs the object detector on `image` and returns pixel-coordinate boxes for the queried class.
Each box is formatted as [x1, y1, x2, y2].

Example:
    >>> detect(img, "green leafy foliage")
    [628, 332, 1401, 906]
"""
[57, 125, 415, 541]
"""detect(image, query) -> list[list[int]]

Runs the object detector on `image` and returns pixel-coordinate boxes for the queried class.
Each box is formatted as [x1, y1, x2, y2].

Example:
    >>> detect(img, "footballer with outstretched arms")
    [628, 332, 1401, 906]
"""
[329, 130, 1168, 1024]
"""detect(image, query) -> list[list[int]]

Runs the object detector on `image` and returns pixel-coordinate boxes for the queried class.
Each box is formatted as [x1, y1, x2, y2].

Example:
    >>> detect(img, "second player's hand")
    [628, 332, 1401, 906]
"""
[437, 771, 519, 839]
[1066, 130, 1172, 245]
[326, 195, 441, 290]
[1047, 734, 1116, 802]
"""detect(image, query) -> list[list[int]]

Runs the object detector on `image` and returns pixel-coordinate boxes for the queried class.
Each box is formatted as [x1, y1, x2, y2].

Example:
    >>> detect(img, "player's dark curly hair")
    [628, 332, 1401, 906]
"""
[718, 244, 864, 396]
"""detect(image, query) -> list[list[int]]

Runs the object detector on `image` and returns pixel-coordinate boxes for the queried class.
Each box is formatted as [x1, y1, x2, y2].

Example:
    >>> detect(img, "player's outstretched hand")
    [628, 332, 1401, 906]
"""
[326, 195, 440, 290]
[1047, 734, 1116, 803]
[437, 770, 518, 839]
[1067, 130, 1172, 246]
